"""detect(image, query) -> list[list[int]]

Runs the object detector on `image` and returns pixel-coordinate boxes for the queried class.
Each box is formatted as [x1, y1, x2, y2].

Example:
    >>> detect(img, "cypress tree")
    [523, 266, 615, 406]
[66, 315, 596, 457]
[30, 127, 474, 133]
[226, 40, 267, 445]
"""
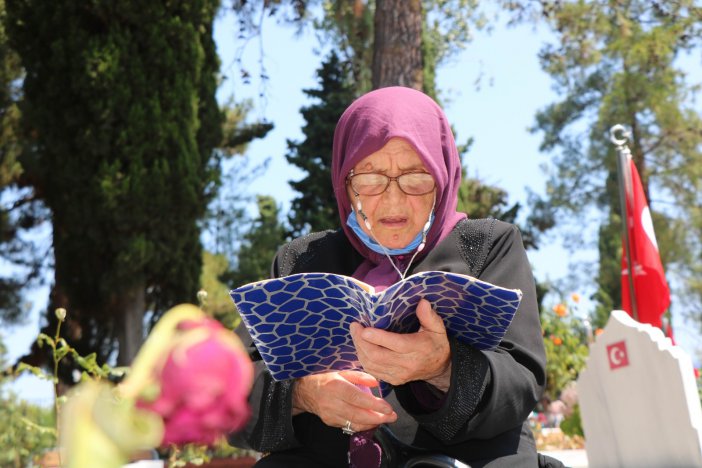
[6, 1, 223, 367]
[1, 0, 47, 324]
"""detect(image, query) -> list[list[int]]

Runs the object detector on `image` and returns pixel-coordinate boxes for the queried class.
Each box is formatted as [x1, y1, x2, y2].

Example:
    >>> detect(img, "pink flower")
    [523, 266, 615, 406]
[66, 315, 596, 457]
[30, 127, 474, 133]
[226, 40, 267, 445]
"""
[138, 317, 253, 446]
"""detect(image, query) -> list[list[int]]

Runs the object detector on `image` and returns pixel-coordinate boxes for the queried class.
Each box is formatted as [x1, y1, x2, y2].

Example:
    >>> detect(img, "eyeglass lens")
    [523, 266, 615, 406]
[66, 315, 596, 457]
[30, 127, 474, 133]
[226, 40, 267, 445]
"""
[350, 172, 435, 195]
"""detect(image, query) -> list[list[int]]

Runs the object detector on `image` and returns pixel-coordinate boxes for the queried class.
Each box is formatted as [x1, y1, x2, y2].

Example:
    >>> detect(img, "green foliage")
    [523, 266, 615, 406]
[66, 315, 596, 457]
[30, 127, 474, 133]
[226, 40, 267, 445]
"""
[6, 306, 251, 466]
[224, 195, 287, 288]
[0, 391, 56, 468]
[457, 172, 539, 249]
[591, 216, 621, 329]
[0, 0, 21, 188]
[14, 307, 119, 458]
[457, 175, 510, 219]
[220, 100, 274, 156]
[422, 0, 485, 97]
[5, 1, 224, 365]
[560, 403, 583, 438]
[163, 440, 252, 468]
[242, 1, 486, 97]
[318, 1, 374, 93]
[422, 0, 486, 65]
[286, 51, 356, 236]
[517, 0, 702, 327]
[0, 336, 56, 467]
[541, 296, 590, 400]
[0, 0, 47, 325]
[200, 251, 241, 329]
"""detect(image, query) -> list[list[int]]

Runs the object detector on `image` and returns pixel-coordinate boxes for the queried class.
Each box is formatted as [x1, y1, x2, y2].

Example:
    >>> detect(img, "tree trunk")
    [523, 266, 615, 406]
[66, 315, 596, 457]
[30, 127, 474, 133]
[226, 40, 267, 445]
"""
[116, 285, 146, 366]
[372, 0, 423, 90]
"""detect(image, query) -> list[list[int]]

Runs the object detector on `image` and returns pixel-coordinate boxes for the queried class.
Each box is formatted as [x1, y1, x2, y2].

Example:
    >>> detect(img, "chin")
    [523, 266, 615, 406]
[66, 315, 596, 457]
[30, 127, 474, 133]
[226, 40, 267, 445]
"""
[376, 235, 412, 250]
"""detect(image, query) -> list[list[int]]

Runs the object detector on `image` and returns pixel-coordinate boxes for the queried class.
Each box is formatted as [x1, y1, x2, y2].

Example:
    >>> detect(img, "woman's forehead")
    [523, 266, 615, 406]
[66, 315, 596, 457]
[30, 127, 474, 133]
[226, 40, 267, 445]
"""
[353, 138, 426, 171]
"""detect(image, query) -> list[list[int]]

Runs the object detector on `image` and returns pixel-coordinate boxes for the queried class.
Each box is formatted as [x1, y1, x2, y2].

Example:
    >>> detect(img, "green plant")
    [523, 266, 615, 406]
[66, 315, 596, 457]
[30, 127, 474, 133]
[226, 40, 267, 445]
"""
[10, 306, 253, 467]
[541, 294, 591, 400]
[0, 391, 56, 468]
[560, 403, 584, 438]
[0, 335, 56, 467]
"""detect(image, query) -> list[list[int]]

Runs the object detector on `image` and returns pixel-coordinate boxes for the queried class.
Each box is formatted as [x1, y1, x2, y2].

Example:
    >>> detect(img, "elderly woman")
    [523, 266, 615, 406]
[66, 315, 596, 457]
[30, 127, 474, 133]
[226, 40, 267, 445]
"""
[231, 87, 547, 467]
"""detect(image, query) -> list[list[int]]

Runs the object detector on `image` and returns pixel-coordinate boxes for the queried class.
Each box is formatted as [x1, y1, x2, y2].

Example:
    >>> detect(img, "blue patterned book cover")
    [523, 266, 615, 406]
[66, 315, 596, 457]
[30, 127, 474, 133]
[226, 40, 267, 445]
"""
[230, 271, 522, 382]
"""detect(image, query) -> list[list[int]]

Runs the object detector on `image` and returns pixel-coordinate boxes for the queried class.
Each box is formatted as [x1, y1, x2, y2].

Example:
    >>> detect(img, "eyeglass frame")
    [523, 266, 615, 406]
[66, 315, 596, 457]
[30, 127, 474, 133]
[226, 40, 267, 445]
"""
[346, 169, 436, 196]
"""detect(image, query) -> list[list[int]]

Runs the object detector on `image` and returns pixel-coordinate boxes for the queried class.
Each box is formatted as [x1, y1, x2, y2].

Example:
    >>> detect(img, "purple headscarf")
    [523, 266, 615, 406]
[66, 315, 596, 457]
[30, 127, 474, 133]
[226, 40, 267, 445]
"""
[331, 87, 466, 290]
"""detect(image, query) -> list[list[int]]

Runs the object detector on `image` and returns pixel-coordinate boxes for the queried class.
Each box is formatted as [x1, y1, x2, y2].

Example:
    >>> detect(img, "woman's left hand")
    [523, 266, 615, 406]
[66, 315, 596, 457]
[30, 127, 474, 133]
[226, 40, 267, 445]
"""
[350, 298, 452, 392]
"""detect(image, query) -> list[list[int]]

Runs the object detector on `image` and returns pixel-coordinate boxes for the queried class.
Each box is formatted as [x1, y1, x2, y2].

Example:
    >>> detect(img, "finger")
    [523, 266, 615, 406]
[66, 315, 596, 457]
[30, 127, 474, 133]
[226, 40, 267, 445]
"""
[351, 325, 401, 373]
[298, 373, 397, 430]
[331, 404, 396, 432]
[349, 322, 366, 349]
[339, 369, 380, 388]
[341, 406, 398, 428]
[349, 321, 364, 335]
[350, 322, 381, 354]
[417, 298, 446, 334]
[344, 408, 398, 432]
[333, 402, 397, 431]
[357, 326, 408, 353]
[353, 332, 399, 370]
[339, 371, 395, 416]
[349, 325, 375, 365]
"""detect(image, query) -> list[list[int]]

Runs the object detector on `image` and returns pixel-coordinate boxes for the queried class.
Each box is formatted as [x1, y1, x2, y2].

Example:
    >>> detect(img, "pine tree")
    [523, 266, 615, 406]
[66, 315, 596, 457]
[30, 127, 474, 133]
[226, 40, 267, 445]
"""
[286, 52, 356, 236]
[518, 1, 702, 327]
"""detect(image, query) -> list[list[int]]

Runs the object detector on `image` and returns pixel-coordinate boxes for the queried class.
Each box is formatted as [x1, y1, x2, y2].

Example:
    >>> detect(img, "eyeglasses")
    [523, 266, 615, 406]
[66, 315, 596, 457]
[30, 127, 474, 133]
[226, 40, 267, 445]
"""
[347, 171, 436, 196]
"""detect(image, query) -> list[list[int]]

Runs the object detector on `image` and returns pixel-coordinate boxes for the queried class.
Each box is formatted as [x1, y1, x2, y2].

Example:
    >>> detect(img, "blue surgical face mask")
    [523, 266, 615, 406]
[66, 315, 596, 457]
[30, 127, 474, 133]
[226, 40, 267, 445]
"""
[346, 209, 434, 255]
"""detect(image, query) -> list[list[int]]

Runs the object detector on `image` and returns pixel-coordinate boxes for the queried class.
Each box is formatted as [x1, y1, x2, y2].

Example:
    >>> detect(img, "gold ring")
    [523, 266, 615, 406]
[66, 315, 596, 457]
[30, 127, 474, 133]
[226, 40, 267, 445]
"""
[342, 420, 355, 435]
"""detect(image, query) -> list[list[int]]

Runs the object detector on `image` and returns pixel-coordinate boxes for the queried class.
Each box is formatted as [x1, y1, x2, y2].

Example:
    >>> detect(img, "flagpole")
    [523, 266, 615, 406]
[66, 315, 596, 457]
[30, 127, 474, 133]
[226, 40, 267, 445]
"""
[610, 124, 639, 321]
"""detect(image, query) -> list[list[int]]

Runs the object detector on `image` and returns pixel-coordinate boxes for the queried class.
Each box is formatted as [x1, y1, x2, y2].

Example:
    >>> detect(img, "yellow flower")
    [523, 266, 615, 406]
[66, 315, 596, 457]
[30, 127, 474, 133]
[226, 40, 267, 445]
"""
[571, 293, 581, 303]
[553, 303, 567, 317]
[62, 381, 163, 468]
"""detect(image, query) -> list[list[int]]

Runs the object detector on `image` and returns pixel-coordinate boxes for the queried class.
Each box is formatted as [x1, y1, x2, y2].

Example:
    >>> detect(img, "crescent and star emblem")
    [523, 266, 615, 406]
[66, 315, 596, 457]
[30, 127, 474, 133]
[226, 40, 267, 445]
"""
[607, 340, 629, 370]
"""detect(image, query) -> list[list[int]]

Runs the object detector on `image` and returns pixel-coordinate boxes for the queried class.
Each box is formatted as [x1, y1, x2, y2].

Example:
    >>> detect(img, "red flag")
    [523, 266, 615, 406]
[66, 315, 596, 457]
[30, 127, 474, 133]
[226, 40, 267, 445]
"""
[621, 155, 671, 330]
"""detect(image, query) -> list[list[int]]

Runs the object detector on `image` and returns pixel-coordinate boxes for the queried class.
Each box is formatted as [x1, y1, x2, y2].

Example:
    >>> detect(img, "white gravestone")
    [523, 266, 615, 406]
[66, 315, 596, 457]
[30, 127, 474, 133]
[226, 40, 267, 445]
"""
[577, 310, 702, 467]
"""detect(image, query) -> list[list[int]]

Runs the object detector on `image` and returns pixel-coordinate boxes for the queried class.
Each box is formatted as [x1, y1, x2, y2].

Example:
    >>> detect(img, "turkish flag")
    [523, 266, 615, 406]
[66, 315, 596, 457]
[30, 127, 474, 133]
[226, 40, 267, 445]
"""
[621, 155, 671, 330]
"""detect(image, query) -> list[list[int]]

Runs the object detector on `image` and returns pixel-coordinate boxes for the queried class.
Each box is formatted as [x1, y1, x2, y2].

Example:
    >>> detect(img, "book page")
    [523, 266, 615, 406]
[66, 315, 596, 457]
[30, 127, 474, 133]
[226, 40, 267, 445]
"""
[230, 270, 522, 381]
[230, 272, 374, 380]
[372, 271, 522, 350]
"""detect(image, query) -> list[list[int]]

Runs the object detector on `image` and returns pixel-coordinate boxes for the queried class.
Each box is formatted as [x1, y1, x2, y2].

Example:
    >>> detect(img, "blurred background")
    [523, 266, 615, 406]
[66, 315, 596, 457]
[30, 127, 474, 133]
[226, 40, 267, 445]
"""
[1, 0, 701, 464]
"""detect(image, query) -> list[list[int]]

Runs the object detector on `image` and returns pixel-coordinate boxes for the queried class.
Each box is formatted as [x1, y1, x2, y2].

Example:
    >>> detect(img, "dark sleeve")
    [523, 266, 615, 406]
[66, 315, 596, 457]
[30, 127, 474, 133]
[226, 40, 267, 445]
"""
[394, 222, 546, 443]
[227, 244, 301, 452]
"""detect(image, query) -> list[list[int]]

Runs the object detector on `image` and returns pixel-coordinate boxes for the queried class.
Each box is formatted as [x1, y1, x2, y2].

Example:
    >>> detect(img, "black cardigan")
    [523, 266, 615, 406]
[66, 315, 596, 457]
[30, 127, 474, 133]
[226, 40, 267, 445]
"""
[231, 218, 547, 467]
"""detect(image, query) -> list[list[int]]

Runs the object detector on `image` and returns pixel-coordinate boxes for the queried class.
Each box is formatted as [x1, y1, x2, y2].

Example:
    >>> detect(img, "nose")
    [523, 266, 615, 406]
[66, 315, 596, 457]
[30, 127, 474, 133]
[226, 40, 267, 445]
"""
[383, 178, 405, 201]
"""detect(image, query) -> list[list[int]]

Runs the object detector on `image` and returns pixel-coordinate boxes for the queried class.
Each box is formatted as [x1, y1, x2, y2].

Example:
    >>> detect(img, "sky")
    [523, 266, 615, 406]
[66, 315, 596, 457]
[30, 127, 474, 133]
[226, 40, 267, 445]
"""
[4, 5, 701, 405]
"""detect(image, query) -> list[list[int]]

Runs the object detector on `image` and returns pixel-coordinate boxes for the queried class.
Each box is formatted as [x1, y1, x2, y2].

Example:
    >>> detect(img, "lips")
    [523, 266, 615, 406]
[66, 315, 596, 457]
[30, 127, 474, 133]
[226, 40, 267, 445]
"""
[379, 215, 408, 227]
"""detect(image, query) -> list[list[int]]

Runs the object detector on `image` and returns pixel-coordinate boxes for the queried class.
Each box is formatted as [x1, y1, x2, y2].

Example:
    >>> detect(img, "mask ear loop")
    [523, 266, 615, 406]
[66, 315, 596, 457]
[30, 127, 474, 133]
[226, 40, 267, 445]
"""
[397, 191, 435, 278]
[347, 170, 373, 231]
[354, 194, 372, 230]
[417, 193, 436, 253]
[349, 176, 436, 281]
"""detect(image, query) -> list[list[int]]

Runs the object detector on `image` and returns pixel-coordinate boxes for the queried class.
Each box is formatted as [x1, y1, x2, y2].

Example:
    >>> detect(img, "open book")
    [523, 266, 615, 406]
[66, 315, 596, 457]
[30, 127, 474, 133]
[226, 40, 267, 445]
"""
[230, 270, 522, 382]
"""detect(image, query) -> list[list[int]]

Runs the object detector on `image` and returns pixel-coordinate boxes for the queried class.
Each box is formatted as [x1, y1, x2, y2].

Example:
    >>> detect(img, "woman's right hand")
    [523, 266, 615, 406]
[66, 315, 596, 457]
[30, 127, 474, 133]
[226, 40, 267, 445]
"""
[292, 370, 398, 432]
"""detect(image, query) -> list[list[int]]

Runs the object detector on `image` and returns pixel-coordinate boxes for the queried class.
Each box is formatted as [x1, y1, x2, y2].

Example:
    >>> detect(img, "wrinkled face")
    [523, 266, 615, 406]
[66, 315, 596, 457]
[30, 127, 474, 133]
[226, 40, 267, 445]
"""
[346, 138, 435, 250]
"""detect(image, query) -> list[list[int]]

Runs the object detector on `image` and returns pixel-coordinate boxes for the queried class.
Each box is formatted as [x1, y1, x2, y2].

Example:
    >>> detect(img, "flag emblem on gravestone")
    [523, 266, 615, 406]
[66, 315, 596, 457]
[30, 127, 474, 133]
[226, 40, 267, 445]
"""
[607, 340, 629, 370]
